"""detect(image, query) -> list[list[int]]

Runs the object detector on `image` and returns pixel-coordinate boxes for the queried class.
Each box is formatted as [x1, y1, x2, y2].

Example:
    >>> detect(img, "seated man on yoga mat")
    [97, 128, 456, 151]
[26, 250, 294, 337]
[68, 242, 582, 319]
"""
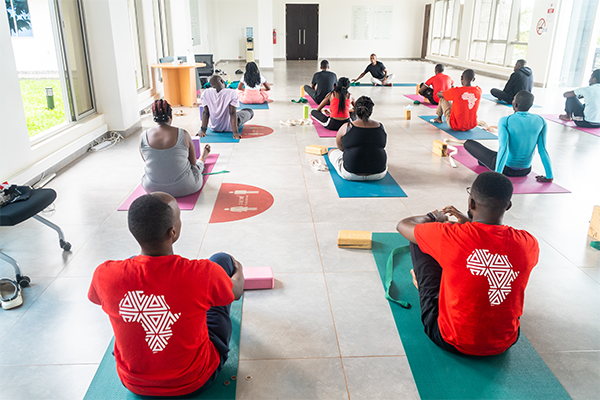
[464, 91, 553, 183]
[199, 75, 254, 139]
[433, 69, 482, 131]
[140, 99, 212, 197]
[311, 77, 356, 131]
[88, 192, 245, 397]
[236, 61, 271, 104]
[352, 54, 395, 86]
[490, 59, 533, 104]
[559, 69, 600, 128]
[304, 59, 337, 104]
[419, 64, 454, 105]
[397, 172, 539, 356]
[328, 96, 387, 181]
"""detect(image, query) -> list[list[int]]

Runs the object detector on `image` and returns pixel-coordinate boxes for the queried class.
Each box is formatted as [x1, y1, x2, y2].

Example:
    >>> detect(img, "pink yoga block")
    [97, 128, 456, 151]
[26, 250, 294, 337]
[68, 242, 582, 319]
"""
[243, 267, 274, 290]
[192, 136, 201, 156]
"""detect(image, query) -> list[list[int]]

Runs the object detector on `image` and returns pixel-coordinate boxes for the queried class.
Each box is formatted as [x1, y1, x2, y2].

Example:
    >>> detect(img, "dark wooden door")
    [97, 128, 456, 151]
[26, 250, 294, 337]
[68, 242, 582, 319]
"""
[286, 4, 319, 60]
[421, 4, 431, 59]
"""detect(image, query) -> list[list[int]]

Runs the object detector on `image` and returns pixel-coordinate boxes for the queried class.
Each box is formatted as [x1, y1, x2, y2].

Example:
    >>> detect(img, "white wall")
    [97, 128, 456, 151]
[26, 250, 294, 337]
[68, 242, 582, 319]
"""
[526, 0, 562, 86]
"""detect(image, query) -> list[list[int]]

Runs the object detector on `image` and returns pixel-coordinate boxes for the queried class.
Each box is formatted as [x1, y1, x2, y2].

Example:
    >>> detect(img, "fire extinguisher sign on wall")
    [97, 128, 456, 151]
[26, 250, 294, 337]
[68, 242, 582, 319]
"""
[273, 29, 276, 44]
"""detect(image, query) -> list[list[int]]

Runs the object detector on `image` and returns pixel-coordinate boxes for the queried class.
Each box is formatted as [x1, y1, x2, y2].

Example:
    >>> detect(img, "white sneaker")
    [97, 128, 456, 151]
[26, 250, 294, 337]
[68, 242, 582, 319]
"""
[0, 278, 23, 310]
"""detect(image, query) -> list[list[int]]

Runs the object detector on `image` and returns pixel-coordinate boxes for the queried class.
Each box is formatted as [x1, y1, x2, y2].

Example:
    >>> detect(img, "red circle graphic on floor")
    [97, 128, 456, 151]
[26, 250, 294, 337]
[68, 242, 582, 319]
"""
[209, 183, 274, 223]
[241, 125, 274, 138]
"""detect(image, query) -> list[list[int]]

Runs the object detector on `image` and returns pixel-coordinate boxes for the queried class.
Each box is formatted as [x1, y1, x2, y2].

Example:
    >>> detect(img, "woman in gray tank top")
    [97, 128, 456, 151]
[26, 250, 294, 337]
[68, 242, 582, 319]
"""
[140, 100, 211, 197]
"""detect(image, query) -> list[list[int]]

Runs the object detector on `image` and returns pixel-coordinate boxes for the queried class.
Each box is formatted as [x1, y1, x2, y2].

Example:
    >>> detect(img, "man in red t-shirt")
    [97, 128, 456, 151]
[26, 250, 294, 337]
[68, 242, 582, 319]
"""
[419, 64, 454, 105]
[396, 172, 538, 356]
[433, 69, 482, 131]
[88, 192, 244, 396]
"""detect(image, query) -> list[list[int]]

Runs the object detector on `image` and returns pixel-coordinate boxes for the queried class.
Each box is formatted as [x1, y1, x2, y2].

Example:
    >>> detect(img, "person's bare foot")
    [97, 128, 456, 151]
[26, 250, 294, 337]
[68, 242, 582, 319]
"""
[558, 114, 571, 121]
[433, 117, 443, 123]
[410, 269, 419, 290]
[200, 144, 211, 162]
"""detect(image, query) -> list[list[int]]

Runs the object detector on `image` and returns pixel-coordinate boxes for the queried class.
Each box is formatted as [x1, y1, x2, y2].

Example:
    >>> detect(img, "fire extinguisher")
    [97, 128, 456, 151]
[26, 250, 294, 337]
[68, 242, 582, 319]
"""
[273, 29, 276, 44]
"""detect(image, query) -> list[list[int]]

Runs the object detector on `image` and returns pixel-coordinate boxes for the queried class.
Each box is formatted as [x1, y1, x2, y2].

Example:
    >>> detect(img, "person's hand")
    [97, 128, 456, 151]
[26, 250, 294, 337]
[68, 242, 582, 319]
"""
[230, 255, 244, 274]
[351, 78, 357, 83]
[323, 109, 330, 116]
[442, 205, 470, 224]
[198, 128, 207, 137]
[437, 92, 444, 100]
[430, 210, 449, 223]
[233, 132, 242, 140]
[536, 175, 553, 183]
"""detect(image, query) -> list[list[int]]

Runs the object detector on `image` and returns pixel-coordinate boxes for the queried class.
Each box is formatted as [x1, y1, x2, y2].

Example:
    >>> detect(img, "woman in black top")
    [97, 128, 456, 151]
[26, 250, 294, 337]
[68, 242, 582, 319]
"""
[327, 96, 387, 181]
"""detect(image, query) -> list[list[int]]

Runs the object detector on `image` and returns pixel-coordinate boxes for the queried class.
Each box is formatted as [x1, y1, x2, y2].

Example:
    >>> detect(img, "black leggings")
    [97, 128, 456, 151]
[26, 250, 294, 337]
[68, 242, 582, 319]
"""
[463, 140, 531, 177]
[311, 109, 351, 131]
[565, 97, 600, 128]
[419, 82, 438, 105]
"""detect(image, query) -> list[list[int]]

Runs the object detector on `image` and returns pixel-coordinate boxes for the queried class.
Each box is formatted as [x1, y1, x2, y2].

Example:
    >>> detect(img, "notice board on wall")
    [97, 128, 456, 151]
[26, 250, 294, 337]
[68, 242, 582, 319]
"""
[351, 6, 393, 40]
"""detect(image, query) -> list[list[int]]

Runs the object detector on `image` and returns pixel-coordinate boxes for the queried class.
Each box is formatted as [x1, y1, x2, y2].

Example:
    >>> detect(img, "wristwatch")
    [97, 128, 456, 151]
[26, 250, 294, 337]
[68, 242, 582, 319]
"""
[426, 212, 437, 222]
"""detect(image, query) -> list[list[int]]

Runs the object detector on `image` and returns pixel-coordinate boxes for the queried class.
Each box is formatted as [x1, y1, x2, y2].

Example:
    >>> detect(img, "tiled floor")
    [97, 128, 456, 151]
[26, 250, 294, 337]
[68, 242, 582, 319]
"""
[1, 60, 599, 399]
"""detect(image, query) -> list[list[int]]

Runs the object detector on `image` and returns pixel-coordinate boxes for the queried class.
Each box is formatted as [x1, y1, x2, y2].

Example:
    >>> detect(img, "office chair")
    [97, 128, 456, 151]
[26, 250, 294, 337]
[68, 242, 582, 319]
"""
[194, 54, 215, 92]
[0, 187, 71, 287]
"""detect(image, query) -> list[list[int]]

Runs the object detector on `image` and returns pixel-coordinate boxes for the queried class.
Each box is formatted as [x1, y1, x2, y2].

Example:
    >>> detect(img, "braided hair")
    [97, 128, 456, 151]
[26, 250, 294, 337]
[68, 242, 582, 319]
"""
[152, 99, 172, 123]
[354, 96, 374, 122]
[334, 77, 351, 114]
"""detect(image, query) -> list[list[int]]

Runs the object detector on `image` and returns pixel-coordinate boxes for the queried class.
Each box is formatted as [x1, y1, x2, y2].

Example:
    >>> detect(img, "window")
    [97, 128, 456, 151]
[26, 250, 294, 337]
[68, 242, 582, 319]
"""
[153, 0, 171, 61]
[9, 0, 94, 139]
[6, 0, 33, 37]
[430, 0, 464, 58]
[470, 0, 533, 67]
[128, 0, 148, 91]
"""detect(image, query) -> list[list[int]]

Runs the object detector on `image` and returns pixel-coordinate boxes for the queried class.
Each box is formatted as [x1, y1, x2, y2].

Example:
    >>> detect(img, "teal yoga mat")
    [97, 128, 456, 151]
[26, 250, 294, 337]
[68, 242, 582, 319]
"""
[482, 94, 541, 108]
[84, 298, 244, 400]
[323, 154, 407, 198]
[198, 125, 244, 143]
[419, 115, 498, 140]
[371, 232, 571, 400]
[351, 82, 415, 87]
[238, 101, 269, 110]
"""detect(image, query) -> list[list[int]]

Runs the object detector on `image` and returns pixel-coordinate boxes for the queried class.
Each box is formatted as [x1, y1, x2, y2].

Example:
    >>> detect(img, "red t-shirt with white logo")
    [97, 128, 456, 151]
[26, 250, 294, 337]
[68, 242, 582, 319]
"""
[442, 86, 482, 131]
[425, 73, 454, 103]
[414, 221, 539, 356]
[88, 255, 235, 396]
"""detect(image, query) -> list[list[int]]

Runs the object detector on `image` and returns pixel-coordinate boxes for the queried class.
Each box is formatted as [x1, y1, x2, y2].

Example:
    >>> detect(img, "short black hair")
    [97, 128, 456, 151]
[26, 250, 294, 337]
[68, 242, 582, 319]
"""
[320, 59, 329, 69]
[128, 194, 174, 245]
[592, 69, 600, 83]
[435, 64, 445, 73]
[514, 90, 534, 111]
[516, 59, 527, 67]
[471, 172, 513, 210]
[463, 69, 476, 81]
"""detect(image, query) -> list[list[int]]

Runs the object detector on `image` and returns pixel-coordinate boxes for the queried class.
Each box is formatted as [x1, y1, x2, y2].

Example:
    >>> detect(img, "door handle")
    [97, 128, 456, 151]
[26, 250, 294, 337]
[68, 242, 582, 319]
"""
[299, 30, 301, 45]
[303, 29, 306, 44]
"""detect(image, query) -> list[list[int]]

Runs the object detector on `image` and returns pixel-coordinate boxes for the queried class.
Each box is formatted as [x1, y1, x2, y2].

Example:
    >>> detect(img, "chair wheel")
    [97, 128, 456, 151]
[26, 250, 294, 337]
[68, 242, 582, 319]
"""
[60, 240, 72, 252]
[17, 275, 31, 288]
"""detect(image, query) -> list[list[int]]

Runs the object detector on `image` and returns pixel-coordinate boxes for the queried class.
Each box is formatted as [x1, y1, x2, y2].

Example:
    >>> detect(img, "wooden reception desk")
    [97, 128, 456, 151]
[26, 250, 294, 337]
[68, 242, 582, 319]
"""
[151, 62, 206, 107]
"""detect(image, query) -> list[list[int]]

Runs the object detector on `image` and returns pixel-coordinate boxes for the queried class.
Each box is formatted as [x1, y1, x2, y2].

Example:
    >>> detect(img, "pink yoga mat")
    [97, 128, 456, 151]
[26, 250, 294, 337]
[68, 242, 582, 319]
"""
[304, 95, 329, 109]
[542, 114, 600, 137]
[118, 153, 220, 211]
[310, 115, 338, 137]
[452, 146, 570, 194]
[405, 94, 438, 109]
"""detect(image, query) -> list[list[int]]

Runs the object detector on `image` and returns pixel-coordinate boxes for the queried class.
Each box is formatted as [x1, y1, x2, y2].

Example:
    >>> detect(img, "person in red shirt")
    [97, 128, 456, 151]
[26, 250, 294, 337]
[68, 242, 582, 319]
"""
[419, 64, 454, 105]
[433, 69, 482, 131]
[88, 192, 245, 396]
[396, 172, 539, 356]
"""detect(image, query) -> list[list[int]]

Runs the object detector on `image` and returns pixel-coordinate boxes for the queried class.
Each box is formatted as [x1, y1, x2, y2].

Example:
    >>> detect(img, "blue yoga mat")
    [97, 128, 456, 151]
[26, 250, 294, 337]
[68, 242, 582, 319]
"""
[482, 94, 541, 108]
[84, 298, 243, 400]
[352, 82, 415, 87]
[323, 154, 407, 198]
[238, 101, 269, 110]
[371, 233, 571, 400]
[198, 125, 245, 143]
[419, 115, 498, 140]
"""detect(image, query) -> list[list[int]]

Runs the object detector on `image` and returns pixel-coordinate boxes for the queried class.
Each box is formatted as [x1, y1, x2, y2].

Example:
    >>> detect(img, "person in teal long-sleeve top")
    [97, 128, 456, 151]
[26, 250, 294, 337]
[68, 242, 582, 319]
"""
[464, 90, 553, 182]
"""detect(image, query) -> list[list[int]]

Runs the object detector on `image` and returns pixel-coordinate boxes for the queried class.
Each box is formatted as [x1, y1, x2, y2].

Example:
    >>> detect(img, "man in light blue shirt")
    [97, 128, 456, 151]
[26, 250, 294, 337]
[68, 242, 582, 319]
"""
[559, 69, 600, 128]
[464, 90, 553, 183]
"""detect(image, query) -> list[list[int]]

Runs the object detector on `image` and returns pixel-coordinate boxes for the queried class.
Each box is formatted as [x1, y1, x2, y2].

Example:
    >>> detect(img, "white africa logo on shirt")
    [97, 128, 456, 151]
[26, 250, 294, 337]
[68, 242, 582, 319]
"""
[119, 291, 181, 353]
[461, 92, 478, 109]
[466, 249, 519, 306]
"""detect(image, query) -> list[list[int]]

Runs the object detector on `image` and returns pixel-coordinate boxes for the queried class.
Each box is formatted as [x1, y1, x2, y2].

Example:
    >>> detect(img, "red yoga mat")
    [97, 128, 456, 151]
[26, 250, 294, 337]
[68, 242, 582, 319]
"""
[118, 153, 220, 211]
[452, 147, 570, 194]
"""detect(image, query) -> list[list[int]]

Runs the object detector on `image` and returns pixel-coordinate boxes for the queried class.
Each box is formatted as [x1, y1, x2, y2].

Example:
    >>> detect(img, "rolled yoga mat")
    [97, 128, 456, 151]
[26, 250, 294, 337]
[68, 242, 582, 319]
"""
[482, 94, 541, 108]
[84, 298, 243, 400]
[452, 146, 570, 194]
[419, 115, 498, 140]
[404, 94, 438, 109]
[323, 154, 407, 198]
[371, 232, 571, 400]
[118, 154, 220, 211]
[542, 114, 600, 138]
